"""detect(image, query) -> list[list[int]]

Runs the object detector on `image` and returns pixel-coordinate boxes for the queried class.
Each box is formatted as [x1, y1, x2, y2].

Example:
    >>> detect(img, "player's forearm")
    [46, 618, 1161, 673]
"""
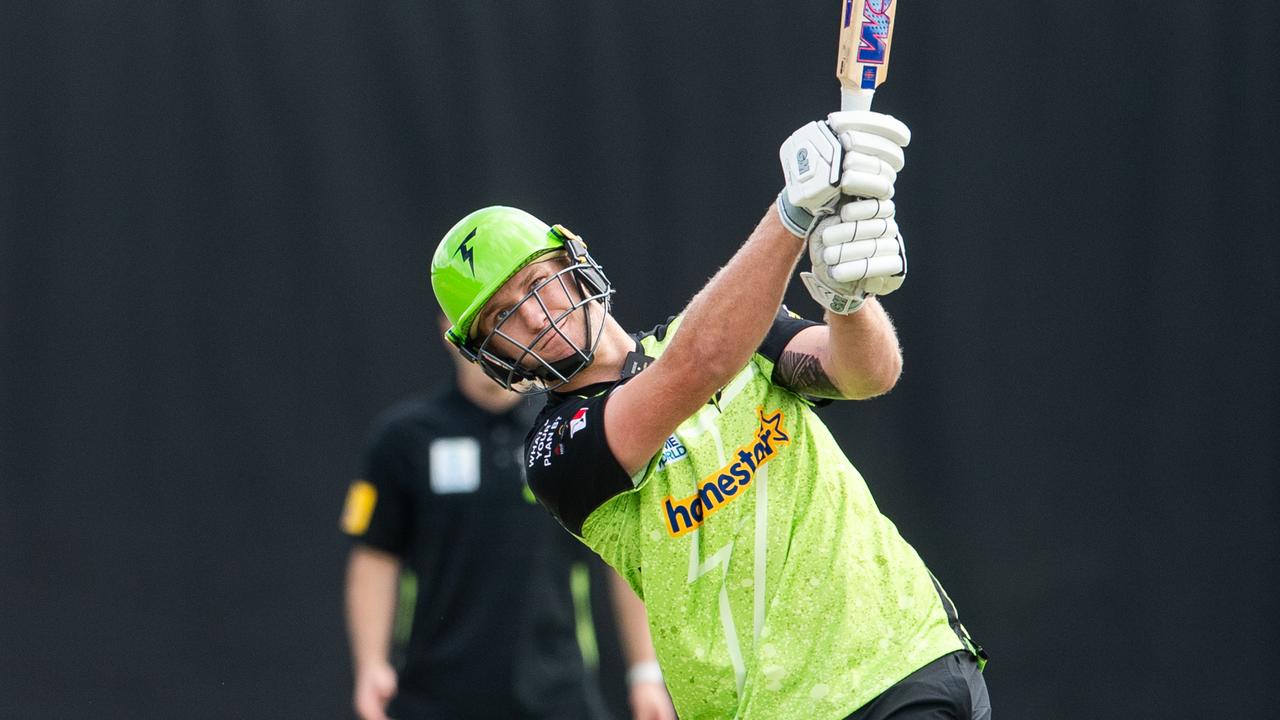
[664, 210, 805, 394]
[823, 297, 902, 398]
[345, 547, 401, 674]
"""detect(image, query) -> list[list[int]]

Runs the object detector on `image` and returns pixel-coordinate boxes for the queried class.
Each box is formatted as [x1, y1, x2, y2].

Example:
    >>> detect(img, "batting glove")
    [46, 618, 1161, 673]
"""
[800, 198, 906, 314]
[777, 110, 911, 237]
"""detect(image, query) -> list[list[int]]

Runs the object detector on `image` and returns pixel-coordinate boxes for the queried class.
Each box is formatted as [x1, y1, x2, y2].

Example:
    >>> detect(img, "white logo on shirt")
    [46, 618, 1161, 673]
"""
[528, 417, 563, 468]
[657, 435, 688, 469]
[429, 437, 480, 494]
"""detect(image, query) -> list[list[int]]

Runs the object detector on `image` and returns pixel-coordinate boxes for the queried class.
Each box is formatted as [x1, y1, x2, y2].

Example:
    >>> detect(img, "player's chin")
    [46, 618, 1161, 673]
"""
[514, 340, 571, 371]
[538, 345, 579, 366]
[535, 328, 581, 361]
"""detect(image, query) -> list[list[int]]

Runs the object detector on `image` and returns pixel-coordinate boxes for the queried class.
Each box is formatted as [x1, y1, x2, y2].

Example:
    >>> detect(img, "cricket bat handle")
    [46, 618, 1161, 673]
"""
[841, 87, 874, 112]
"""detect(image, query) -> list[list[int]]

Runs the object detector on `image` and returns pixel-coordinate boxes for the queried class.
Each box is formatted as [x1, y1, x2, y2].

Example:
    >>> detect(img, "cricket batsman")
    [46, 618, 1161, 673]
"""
[429, 111, 991, 719]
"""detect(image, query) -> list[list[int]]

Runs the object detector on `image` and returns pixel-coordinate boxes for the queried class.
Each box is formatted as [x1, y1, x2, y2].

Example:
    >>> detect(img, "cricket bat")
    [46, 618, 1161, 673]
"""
[836, 0, 898, 112]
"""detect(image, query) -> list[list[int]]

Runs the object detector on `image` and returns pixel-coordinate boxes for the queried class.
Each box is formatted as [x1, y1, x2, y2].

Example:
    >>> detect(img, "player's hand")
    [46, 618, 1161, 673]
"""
[800, 198, 906, 314]
[628, 680, 677, 720]
[353, 662, 398, 720]
[777, 111, 910, 237]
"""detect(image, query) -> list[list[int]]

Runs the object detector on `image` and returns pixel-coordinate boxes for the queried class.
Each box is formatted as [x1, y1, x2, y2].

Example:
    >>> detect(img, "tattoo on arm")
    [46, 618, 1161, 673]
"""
[775, 350, 844, 399]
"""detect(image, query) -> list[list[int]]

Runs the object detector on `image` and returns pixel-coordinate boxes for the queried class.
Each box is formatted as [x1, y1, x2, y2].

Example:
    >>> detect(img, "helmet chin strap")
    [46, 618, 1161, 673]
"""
[538, 348, 591, 383]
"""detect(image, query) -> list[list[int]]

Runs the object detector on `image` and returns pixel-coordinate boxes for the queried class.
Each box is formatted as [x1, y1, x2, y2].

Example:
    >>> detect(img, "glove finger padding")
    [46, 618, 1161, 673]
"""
[839, 153, 898, 200]
[820, 217, 898, 246]
[858, 238, 907, 296]
[840, 131, 906, 173]
[801, 212, 870, 315]
[822, 213, 904, 283]
[841, 174, 893, 201]
[842, 152, 899, 183]
[865, 272, 905, 297]
[830, 112, 910, 201]
[827, 111, 911, 148]
[802, 205, 907, 314]
[835, 232, 906, 293]
[841, 198, 894, 222]
[837, 131, 902, 200]
[828, 254, 904, 283]
[823, 235, 901, 267]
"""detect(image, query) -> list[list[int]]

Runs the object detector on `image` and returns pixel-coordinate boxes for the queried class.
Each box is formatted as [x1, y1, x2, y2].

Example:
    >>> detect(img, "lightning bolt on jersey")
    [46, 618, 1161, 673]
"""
[525, 310, 970, 719]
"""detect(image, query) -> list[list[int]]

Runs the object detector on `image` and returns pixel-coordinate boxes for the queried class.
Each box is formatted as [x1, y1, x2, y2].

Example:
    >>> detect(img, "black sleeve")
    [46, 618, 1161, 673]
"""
[340, 421, 415, 555]
[758, 305, 821, 367]
[525, 393, 634, 536]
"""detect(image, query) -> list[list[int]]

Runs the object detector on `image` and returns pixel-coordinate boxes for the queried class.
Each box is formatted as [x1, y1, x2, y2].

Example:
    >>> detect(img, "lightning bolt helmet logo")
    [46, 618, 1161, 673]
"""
[454, 228, 478, 276]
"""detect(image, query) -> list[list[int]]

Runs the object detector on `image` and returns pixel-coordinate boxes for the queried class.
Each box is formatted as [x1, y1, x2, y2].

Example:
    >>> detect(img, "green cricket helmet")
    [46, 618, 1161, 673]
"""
[430, 205, 613, 392]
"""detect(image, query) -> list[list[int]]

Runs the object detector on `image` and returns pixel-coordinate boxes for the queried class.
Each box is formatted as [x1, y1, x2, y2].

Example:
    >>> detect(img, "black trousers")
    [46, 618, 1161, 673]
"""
[843, 651, 991, 720]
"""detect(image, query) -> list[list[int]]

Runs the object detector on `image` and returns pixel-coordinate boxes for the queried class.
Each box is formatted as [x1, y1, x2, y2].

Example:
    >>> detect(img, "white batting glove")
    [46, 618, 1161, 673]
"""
[777, 111, 911, 237]
[827, 110, 910, 198]
[799, 198, 907, 314]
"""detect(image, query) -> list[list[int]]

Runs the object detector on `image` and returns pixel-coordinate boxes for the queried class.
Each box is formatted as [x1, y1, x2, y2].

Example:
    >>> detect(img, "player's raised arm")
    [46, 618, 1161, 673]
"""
[602, 209, 804, 475]
[601, 114, 882, 475]
[772, 110, 914, 400]
[775, 298, 903, 400]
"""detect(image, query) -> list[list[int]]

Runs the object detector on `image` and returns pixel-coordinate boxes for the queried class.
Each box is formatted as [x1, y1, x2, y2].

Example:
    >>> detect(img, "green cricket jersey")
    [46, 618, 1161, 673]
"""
[525, 310, 970, 719]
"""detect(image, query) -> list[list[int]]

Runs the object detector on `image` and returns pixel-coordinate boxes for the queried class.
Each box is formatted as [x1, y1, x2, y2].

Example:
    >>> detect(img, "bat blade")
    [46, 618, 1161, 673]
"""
[836, 0, 898, 111]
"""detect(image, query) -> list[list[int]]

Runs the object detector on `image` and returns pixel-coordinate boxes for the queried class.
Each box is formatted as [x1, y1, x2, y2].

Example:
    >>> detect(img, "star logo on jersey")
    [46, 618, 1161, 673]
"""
[454, 227, 478, 276]
[569, 407, 588, 438]
[662, 407, 791, 537]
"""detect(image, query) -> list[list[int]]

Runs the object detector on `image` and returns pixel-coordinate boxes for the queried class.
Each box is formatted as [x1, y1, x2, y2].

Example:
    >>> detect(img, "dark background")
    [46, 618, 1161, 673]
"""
[3, 1, 1277, 718]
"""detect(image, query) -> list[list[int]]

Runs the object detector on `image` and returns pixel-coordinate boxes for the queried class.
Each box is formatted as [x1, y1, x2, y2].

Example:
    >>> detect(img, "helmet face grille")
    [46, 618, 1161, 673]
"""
[467, 259, 614, 394]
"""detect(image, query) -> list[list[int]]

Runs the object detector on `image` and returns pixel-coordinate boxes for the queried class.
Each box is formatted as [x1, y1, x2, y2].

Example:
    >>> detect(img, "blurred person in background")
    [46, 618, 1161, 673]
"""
[341, 316, 675, 720]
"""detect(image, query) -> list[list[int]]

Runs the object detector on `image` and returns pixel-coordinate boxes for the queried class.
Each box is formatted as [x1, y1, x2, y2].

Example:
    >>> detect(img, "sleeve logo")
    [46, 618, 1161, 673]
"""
[340, 480, 378, 536]
[569, 407, 589, 437]
[662, 407, 790, 537]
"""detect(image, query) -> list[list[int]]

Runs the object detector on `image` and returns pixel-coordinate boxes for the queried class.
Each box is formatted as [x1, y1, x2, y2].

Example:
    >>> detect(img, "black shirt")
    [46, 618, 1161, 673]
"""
[343, 381, 607, 720]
